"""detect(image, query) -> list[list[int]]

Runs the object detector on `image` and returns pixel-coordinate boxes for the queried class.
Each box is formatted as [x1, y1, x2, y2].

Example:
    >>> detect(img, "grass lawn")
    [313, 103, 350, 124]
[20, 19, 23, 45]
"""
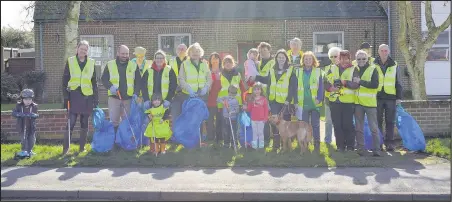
[425, 138, 450, 159]
[1, 140, 447, 168]
[1, 103, 108, 111]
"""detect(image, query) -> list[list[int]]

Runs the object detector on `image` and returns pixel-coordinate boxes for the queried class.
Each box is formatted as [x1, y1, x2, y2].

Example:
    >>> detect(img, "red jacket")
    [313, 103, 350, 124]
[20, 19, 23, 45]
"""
[207, 72, 222, 107]
[247, 96, 269, 121]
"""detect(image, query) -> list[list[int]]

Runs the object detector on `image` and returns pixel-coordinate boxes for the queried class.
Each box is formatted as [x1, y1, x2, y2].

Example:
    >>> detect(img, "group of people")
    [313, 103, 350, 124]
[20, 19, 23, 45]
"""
[12, 36, 402, 158]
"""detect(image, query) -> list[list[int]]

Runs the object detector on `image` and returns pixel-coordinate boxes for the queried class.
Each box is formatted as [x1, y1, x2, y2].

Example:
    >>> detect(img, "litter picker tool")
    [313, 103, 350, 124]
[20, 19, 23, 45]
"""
[224, 100, 238, 154]
[117, 91, 138, 146]
[66, 87, 71, 154]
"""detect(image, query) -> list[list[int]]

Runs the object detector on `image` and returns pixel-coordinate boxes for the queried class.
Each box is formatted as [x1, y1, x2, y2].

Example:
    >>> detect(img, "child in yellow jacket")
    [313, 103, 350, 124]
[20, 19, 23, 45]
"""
[144, 94, 172, 154]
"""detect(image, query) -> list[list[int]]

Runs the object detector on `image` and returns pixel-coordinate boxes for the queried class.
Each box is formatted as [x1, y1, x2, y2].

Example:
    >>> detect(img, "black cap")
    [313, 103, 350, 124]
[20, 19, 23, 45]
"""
[360, 42, 373, 49]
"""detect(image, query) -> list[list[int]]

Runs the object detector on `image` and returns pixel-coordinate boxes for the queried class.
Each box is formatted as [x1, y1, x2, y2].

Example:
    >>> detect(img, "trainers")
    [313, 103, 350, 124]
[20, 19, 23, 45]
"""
[372, 151, 381, 157]
[29, 151, 37, 156]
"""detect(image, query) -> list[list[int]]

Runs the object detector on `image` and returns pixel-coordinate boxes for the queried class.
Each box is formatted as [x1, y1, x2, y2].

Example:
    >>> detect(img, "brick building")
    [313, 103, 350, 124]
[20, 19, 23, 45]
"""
[33, 1, 412, 103]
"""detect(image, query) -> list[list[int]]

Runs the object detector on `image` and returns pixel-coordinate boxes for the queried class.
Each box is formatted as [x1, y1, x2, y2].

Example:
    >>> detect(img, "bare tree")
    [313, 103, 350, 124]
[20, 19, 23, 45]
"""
[397, 1, 450, 99]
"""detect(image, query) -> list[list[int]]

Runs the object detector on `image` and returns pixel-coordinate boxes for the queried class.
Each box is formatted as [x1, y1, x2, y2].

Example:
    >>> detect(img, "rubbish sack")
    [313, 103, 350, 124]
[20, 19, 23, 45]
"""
[91, 107, 115, 153]
[396, 105, 426, 151]
[353, 115, 384, 150]
[238, 111, 253, 147]
[130, 98, 150, 147]
[172, 97, 209, 149]
[115, 97, 141, 151]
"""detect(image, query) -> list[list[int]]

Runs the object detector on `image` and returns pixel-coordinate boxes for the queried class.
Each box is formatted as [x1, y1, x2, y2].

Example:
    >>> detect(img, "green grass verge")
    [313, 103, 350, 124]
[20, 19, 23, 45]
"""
[1, 103, 108, 111]
[425, 138, 450, 159]
[1, 140, 446, 168]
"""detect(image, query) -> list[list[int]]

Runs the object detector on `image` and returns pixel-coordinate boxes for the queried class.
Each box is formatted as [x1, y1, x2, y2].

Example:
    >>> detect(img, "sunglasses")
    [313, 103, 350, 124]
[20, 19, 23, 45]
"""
[357, 58, 367, 61]
[330, 56, 338, 59]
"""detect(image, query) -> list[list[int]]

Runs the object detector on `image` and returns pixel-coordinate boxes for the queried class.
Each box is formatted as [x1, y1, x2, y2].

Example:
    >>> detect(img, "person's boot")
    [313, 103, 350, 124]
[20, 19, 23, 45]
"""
[251, 141, 258, 149]
[259, 140, 265, 149]
[62, 130, 71, 155]
[273, 134, 280, 151]
[79, 128, 88, 153]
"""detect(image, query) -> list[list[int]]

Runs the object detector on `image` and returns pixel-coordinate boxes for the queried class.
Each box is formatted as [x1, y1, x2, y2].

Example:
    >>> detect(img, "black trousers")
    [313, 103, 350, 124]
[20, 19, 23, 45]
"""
[207, 107, 223, 142]
[377, 99, 397, 147]
[66, 113, 90, 131]
[330, 102, 355, 150]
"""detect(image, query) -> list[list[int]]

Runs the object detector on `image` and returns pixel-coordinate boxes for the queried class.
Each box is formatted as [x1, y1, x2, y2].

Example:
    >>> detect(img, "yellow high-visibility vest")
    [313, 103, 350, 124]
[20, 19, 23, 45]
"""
[107, 60, 137, 96]
[356, 65, 378, 107]
[269, 67, 293, 104]
[67, 56, 95, 96]
[181, 60, 208, 95]
[147, 66, 171, 100]
[295, 67, 323, 108]
[375, 62, 398, 94]
[217, 73, 242, 108]
[328, 66, 356, 103]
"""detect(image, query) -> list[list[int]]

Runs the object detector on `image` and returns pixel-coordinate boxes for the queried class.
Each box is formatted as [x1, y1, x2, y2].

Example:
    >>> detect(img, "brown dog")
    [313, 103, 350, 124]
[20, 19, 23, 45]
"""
[268, 115, 313, 155]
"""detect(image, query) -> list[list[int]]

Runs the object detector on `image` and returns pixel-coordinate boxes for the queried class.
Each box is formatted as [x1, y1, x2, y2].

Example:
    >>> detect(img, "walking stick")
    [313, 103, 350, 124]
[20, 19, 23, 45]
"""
[224, 100, 238, 154]
[117, 91, 138, 145]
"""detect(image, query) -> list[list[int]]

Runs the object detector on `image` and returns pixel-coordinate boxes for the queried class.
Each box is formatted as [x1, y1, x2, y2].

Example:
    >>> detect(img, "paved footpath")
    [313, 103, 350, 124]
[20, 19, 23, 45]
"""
[1, 163, 450, 201]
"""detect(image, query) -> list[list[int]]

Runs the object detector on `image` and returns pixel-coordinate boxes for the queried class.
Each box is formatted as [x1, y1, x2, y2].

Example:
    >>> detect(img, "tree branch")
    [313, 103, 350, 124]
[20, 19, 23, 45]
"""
[425, 1, 435, 30]
[405, 1, 421, 48]
[437, 12, 451, 33]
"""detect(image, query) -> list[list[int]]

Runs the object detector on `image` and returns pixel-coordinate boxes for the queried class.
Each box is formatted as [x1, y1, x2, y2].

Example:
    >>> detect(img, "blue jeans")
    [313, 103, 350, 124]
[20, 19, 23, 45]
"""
[301, 108, 320, 143]
[324, 103, 334, 144]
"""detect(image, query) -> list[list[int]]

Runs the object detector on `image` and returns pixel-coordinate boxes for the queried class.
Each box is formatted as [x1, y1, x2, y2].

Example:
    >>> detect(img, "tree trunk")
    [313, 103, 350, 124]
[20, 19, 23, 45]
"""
[408, 59, 427, 100]
[63, 1, 82, 63]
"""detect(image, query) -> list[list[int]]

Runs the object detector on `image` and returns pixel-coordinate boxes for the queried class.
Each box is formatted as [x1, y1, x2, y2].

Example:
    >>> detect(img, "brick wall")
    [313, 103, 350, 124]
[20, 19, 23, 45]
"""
[1, 100, 450, 142]
[35, 18, 388, 103]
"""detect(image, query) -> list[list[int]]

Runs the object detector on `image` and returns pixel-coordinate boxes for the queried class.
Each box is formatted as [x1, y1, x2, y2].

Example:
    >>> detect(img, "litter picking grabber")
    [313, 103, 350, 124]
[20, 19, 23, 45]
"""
[117, 91, 138, 146]
[224, 100, 237, 154]
[66, 87, 71, 154]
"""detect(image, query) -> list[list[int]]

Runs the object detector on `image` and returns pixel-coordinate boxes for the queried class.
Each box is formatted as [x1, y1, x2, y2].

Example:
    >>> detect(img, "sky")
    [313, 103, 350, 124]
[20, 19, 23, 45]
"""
[1, 1, 34, 31]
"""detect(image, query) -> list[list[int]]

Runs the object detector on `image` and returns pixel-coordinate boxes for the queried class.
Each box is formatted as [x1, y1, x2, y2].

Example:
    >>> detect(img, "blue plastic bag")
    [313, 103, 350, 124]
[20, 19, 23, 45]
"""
[91, 108, 115, 153]
[172, 98, 209, 149]
[115, 97, 142, 151]
[353, 115, 384, 150]
[238, 111, 253, 147]
[396, 105, 426, 151]
[130, 98, 150, 147]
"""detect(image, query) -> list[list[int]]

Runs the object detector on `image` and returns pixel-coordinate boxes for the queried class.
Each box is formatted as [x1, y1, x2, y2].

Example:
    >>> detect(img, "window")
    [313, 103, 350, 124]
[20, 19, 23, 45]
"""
[313, 32, 344, 67]
[425, 31, 450, 61]
[158, 34, 191, 57]
[79, 35, 114, 82]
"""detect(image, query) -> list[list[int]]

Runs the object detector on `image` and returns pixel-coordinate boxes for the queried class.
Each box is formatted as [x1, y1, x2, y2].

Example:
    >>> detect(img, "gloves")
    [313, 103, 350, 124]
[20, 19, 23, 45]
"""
[132, 94, 138, 101]
[188, 88, 196, 98]
[143, 101, 151, 110]
[14, 112, 25, 118]
[93, 100, 99, 109]
[109, 85, 118, 94]
[29, 113, 39, 118]
[199, 86, 208, 96]
[284, 101, 289, 105]
[163, 100, 171, 108]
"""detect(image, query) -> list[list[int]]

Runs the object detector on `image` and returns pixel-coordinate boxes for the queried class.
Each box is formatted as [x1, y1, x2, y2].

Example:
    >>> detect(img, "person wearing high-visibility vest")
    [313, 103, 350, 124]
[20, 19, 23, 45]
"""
[175, 42, 212, 121]
[61, 40, 99, 155]
[169, 43, 189, 122]
[141, 50, 177, 114]
[254, 49, 297, 151]
[352, 42, 376, 68]
[353, 50, 381, 157]
[131, 47, 152, 105]
[287, 37, 304, 69]
[322, 47, 341, 145]
[294, 51, 324, 152]
[374, 44, 402, 152]
[325, 50, 360, 152]
[101, 45, 141, 133]
[249, 42, 275, 146]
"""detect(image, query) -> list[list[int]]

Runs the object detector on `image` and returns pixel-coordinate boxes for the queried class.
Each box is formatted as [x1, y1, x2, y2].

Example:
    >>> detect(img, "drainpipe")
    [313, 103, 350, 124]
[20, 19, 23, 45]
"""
[39, 22, 44, 71]
[388, 2, 392, 54]
[284, 20, 287, 48]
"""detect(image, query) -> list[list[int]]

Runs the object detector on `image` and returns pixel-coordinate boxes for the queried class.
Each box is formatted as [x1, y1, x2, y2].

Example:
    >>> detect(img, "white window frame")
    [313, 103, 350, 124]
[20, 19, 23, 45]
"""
[158, 33, 192, 56]
[425, 30, 450, 62]
[312, 31, 345, 58]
